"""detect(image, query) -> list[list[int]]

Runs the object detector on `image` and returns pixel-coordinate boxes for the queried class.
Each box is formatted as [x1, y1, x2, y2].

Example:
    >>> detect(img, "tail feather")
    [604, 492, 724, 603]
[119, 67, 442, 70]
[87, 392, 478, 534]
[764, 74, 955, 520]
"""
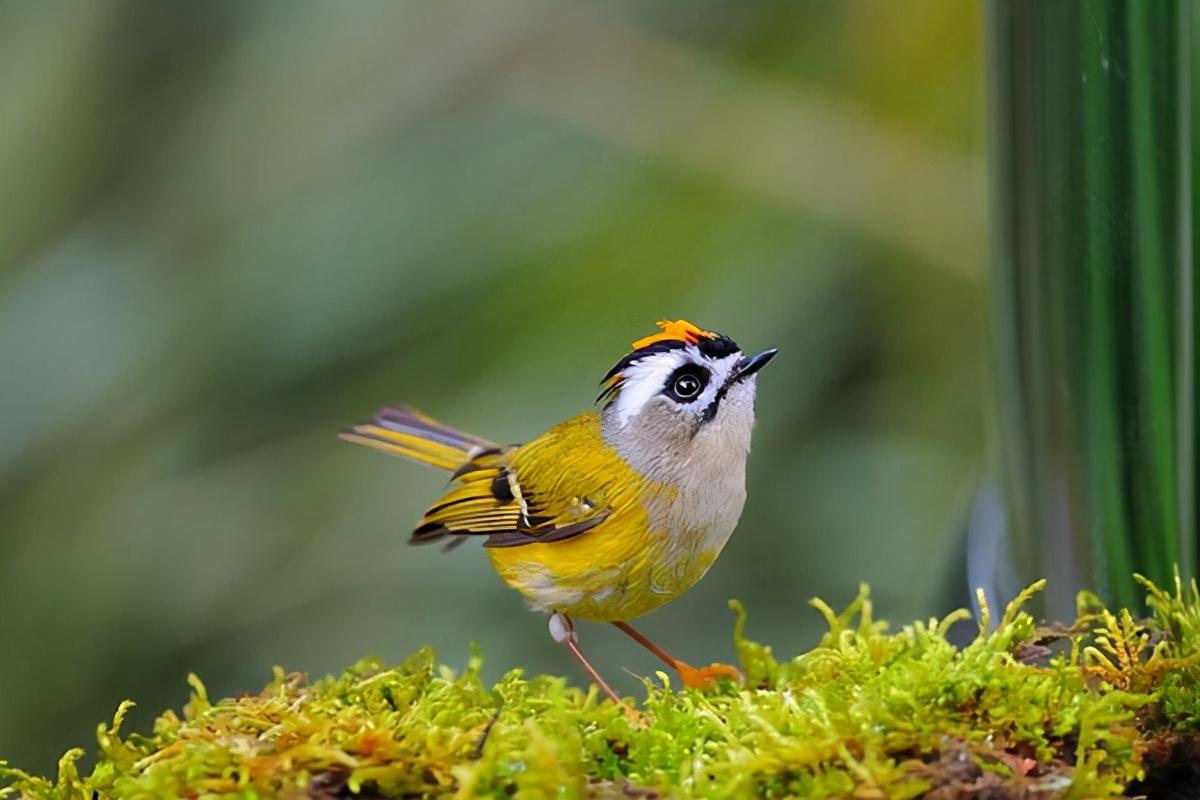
[339, 405, 501, 471]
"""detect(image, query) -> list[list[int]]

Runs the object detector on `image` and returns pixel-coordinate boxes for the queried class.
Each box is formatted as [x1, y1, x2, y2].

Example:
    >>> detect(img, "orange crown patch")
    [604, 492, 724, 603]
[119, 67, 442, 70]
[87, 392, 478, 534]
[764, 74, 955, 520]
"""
[631, 319, 717, 351]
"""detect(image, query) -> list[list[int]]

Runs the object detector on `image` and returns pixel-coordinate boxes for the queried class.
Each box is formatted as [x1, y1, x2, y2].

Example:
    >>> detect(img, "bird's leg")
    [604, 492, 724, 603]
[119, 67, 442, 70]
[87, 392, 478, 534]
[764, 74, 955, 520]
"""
[549, 612, 640, 721]
[612, 621, 742, 690]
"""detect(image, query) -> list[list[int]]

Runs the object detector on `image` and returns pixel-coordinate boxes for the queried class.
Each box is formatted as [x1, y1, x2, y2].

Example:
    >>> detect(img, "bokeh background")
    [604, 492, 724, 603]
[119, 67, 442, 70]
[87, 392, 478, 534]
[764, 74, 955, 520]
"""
[0, 1, 985, 772]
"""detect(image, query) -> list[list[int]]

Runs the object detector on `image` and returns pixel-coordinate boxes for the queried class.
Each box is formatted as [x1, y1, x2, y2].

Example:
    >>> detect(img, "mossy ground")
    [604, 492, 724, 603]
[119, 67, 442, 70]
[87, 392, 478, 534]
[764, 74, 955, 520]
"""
[4, 575, 1200, 799]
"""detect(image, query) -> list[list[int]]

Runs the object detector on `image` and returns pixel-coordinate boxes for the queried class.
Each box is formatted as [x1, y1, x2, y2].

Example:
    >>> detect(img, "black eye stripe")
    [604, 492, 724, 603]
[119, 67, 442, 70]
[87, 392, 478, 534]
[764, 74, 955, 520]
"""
[662, 364, 710, 403]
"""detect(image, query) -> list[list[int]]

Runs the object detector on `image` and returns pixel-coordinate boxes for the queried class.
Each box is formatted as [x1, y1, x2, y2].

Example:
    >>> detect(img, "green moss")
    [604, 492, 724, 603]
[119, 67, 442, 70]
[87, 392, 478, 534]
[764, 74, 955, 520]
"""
[4, 575, 1200, 799]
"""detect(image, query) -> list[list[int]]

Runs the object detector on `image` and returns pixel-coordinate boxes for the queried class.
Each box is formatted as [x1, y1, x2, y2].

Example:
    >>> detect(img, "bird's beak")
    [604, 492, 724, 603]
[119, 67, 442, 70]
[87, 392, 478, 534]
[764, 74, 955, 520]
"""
[732, 348, 778, 382]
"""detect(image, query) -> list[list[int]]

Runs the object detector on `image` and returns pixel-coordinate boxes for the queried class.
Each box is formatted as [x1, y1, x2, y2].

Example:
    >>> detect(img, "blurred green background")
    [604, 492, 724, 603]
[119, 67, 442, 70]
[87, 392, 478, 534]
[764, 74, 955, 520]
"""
[0, 1, 985, 772]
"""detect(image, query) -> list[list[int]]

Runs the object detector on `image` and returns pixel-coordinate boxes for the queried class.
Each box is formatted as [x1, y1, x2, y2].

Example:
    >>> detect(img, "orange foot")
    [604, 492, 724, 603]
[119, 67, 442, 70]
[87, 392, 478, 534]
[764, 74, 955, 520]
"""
[675, 661, 743, 690]
[622, 705, 651, 727]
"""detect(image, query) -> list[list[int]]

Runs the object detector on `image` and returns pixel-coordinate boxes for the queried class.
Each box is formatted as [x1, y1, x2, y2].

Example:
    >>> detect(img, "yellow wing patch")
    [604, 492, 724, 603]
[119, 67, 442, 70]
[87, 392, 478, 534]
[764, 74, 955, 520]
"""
[412, 445, 612, 549]
[345, 408, 633, 551]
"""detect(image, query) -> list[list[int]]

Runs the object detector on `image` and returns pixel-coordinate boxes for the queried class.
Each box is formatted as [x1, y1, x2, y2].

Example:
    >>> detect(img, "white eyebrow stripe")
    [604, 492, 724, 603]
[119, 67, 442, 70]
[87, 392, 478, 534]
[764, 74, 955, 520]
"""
[609, 349, 743, 426]
[610, 350, 687, 426]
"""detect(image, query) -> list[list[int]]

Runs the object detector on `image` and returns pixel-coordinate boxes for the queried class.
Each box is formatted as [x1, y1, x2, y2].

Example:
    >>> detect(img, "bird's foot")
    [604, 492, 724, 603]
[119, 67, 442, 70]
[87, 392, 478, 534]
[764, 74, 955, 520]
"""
[621, 704, 650, 726]
[675, 661, 743, 690]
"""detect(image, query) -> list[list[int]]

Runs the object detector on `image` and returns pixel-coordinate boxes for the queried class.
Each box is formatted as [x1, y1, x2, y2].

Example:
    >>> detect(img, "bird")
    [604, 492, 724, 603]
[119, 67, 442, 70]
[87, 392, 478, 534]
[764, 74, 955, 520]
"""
[340, 319, 776, 711]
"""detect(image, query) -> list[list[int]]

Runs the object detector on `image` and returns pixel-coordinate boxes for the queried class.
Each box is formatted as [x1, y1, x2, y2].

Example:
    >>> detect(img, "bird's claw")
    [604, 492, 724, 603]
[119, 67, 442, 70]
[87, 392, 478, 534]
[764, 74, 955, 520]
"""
[621, 705, 650, 727]
[676, 661, 743, 690]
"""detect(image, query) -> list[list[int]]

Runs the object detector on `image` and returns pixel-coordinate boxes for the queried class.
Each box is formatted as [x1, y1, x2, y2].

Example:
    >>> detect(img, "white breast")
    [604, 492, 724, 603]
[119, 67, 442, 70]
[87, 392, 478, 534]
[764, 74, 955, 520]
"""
[616, 378, 758, 559]
[657, 411, 751, 554]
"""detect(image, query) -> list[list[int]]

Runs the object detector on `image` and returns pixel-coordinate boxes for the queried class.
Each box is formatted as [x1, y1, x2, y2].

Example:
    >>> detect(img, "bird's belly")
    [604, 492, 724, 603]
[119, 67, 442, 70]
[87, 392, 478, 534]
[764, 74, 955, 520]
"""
[486, 502, 741, 622]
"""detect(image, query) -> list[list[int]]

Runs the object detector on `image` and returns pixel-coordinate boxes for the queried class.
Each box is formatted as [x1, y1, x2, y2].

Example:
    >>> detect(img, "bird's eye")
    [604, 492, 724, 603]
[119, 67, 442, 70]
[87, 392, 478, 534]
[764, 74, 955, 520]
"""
[674, 374, 701, 397]
[663, 365, 709, 402]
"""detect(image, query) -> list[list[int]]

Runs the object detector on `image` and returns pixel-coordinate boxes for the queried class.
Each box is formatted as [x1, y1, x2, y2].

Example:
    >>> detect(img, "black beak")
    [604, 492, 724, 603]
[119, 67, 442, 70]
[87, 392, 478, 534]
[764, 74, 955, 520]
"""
[733, 348, 778, 382]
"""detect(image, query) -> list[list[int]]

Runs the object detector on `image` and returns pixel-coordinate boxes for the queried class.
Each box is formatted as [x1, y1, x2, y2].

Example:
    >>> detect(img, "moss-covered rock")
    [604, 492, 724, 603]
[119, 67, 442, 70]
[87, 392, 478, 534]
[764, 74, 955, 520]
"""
[4, 575, 1200, 799]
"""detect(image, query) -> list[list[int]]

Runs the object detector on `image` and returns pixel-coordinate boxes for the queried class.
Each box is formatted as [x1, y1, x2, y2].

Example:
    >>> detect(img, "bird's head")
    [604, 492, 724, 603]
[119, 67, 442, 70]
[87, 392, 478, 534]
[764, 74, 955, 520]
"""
[598, 320, 776, 479]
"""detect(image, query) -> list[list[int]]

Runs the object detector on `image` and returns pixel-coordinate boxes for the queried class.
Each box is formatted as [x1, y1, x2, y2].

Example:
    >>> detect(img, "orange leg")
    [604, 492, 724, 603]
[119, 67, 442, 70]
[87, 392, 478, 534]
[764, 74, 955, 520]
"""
[550, 613, 641, 722]
[613, 621, 742, 690]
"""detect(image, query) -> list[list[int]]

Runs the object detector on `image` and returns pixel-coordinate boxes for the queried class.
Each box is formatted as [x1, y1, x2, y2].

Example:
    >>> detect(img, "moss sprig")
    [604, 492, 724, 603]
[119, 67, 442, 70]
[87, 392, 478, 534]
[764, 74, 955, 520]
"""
[4, 576, 1200, 799]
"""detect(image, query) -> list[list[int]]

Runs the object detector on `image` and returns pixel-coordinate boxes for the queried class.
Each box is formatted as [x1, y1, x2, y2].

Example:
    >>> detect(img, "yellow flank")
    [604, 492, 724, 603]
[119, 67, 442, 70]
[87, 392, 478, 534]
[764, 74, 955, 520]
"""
[481, 413, 705, 622]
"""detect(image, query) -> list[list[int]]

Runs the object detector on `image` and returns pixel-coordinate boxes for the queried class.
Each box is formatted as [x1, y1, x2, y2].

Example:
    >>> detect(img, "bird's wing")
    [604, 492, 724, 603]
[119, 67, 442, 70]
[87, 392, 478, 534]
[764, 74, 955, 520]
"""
[411, 413, 624, 549]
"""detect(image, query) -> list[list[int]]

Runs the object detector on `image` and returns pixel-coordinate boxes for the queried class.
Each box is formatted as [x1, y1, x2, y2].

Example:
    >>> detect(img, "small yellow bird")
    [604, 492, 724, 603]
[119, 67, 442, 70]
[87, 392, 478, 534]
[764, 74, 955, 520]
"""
[341, 319, 776, 709]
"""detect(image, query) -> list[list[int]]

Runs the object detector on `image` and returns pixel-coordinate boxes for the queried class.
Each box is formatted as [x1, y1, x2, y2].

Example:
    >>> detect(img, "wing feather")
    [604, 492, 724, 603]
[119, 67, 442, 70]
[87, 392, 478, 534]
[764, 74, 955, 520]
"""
[409, 414, 621, 549]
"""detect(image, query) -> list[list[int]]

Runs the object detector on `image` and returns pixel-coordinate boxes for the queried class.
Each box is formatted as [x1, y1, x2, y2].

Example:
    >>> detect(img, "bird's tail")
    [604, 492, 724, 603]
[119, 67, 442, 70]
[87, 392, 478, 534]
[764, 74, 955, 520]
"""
[339, 406, 502, 471]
